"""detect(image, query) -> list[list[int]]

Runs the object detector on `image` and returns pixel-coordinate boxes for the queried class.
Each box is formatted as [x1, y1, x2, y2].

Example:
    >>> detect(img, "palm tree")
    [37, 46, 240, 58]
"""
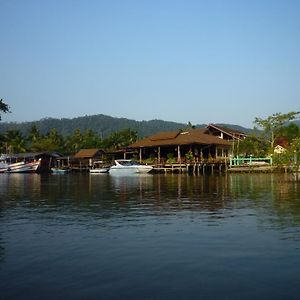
[0, 98, 10, 120]
[3, 130, 26, 154]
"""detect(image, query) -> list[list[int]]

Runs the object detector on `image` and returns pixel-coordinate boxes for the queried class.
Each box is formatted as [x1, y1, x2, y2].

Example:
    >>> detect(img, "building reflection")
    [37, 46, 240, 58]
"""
[1, 172, 300, 229]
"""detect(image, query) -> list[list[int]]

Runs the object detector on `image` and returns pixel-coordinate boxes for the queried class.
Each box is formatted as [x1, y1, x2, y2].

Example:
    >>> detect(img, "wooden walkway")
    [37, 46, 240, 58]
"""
[152, 163, 226, 174]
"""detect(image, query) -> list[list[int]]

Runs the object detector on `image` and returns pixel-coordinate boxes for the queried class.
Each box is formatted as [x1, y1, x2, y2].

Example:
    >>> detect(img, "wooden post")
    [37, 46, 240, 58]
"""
[177, 145, 181, 163]
[139, 148, 142, 163]
[158, 146, 161, 164]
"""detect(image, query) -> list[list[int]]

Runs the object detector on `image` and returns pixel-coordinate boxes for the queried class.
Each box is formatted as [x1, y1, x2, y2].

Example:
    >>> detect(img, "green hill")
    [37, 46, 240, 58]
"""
[0, 114, 253, 138]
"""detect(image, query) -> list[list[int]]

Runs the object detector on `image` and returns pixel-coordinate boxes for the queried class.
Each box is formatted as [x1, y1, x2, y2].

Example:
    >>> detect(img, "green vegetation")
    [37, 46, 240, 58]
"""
[254, 111, 300, 150]
[0, 125, 138, 155]
[236, 112, 300, 168]
[0, 114, 199, 138]
[1, 101, 300, 170]
[0, 99, 10, 120]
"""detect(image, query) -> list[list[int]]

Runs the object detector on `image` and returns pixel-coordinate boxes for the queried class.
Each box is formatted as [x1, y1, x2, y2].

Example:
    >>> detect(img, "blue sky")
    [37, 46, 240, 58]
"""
[1, 0, 299, 128]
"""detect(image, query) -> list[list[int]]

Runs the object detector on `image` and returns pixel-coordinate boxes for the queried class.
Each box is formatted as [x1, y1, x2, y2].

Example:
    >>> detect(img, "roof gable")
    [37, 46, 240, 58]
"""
[207, 124, 247, 139]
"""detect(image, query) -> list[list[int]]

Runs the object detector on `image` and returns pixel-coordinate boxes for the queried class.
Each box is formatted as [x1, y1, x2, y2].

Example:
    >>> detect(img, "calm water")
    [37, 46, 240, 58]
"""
[1, 173, 300, 300]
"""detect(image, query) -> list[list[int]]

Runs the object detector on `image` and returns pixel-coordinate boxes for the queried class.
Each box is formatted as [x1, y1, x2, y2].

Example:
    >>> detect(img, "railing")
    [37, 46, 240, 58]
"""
[229, 156, 273, 167]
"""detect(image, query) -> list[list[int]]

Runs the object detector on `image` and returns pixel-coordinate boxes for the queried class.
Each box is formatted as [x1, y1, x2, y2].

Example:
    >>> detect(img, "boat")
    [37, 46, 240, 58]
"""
[0, 162, 10, 173]
[89, 160, 109, 174]
[0, 159, 41, 173]
[89, 168, 109, 174]
[51, 167, 70, 174]
[109, 159, 153, 174]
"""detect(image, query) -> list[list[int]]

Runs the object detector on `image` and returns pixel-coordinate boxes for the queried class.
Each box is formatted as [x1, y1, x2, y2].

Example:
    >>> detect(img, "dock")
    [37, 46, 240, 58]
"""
[152, 162, 227, 174]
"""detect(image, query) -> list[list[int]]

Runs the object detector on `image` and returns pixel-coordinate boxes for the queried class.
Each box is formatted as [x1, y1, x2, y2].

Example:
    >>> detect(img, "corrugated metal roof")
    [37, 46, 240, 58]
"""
[128, 128, 231, 148]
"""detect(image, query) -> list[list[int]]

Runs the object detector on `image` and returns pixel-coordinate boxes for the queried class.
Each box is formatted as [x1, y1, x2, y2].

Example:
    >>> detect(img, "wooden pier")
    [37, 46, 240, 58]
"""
[228, 156, 273, 173]
[152, 162, 227, 174]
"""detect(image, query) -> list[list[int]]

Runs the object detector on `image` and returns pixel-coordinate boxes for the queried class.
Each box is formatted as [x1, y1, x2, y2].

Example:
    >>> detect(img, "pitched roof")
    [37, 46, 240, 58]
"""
[128, 128, 231, 148]
[74, 149, 104, 158]
[207, 124, 247, 137]
[149, 131, 181, 141]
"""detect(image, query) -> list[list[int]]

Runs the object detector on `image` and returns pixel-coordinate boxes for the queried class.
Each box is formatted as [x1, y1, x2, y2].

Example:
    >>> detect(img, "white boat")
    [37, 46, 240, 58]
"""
[89, 168, 109, 174]
[51, 167, 70, 174]
[0, 162, 10, 173]
[89, 160, 109, 174]
[1, 159, 41, 173]
[109, 159, 153, 174]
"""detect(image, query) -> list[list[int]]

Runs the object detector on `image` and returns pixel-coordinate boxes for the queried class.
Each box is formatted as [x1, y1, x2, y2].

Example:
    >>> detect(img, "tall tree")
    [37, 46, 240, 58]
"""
[276, 123, 300, 142]
[3, 130, 26, 154]
[0, 99, 10, 120]
[28, 125, 42, 143]
[65, 129, 83, 154]
[104, 129, 138, 150]
[237, 135, 268, 157]
[254, 111, 300, 151]
[81, 129, 102, 149]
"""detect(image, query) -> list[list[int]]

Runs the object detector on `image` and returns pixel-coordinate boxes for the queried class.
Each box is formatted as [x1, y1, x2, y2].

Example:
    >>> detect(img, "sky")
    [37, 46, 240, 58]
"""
[1, 0, 299, 128]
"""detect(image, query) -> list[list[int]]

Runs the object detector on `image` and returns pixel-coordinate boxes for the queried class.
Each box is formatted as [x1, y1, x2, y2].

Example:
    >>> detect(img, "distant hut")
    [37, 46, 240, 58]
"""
[72, 149, 106, 170]
[274, 137, 289, 154]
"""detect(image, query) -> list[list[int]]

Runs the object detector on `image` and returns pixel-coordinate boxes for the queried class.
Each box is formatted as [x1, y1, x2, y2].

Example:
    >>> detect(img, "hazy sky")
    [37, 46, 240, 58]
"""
[1, 0, 299, 128]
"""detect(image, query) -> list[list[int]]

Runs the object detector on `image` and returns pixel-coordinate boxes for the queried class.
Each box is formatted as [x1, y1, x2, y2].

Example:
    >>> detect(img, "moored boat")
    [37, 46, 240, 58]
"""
[51, 167, 70, 174]
[89, 160, 109, 174]
[89, 168, 109, 174]
[109, 159, 153, 174]
[1, 159, 41, 173]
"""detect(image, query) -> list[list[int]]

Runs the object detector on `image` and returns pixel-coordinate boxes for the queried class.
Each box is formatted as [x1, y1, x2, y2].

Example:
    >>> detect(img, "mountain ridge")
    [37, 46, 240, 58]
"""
[0, 113, 255, 138]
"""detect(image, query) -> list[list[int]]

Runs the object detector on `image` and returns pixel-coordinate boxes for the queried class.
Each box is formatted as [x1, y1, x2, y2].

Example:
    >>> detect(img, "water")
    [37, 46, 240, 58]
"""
[1, 173, 300, 299]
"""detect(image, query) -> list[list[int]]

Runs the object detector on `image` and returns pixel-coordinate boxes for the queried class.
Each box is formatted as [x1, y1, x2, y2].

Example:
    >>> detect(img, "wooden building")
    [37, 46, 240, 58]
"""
[72, 148, 106, 170]
[126, 128, 232, 164]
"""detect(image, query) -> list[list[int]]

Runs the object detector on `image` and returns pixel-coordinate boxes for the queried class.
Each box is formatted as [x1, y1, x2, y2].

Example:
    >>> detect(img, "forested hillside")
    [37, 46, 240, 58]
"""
[0, 113, 261, 138]
[0, 114, 205, 138]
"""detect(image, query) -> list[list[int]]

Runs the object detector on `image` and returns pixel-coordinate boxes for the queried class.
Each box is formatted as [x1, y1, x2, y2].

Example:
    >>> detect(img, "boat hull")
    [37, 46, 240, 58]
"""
[109, 166, 153, 174]
[1, 159, 41, 173]
[109, 159, 153, 175]
[89, 168, 109, 174]
[51, 168, 70, 174]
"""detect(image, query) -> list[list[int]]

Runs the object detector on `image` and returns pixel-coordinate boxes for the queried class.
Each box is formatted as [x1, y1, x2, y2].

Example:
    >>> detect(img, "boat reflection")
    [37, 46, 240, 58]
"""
[1, 173, 300, 230]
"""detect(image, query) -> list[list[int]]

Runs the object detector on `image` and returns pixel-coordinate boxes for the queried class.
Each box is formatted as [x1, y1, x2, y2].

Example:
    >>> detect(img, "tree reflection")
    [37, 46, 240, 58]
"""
[1, 173, 300, 230]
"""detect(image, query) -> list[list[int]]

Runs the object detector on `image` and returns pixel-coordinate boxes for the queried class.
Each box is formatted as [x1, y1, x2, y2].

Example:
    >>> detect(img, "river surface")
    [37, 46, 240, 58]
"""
[1, 173, 300, 299]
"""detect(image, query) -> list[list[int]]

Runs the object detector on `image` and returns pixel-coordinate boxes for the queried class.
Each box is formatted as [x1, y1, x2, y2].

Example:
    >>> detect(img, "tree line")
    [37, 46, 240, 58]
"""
[0, 125, 138, 155]
[236, 111, 300, 167]
[0, 113, 195, 138]
[1, 99, 300, 165]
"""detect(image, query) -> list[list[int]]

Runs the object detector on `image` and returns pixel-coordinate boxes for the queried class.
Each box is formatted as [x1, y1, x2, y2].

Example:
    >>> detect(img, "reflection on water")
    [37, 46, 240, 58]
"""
[1, 173, 300, 227]
[1, 173, 300, 299]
